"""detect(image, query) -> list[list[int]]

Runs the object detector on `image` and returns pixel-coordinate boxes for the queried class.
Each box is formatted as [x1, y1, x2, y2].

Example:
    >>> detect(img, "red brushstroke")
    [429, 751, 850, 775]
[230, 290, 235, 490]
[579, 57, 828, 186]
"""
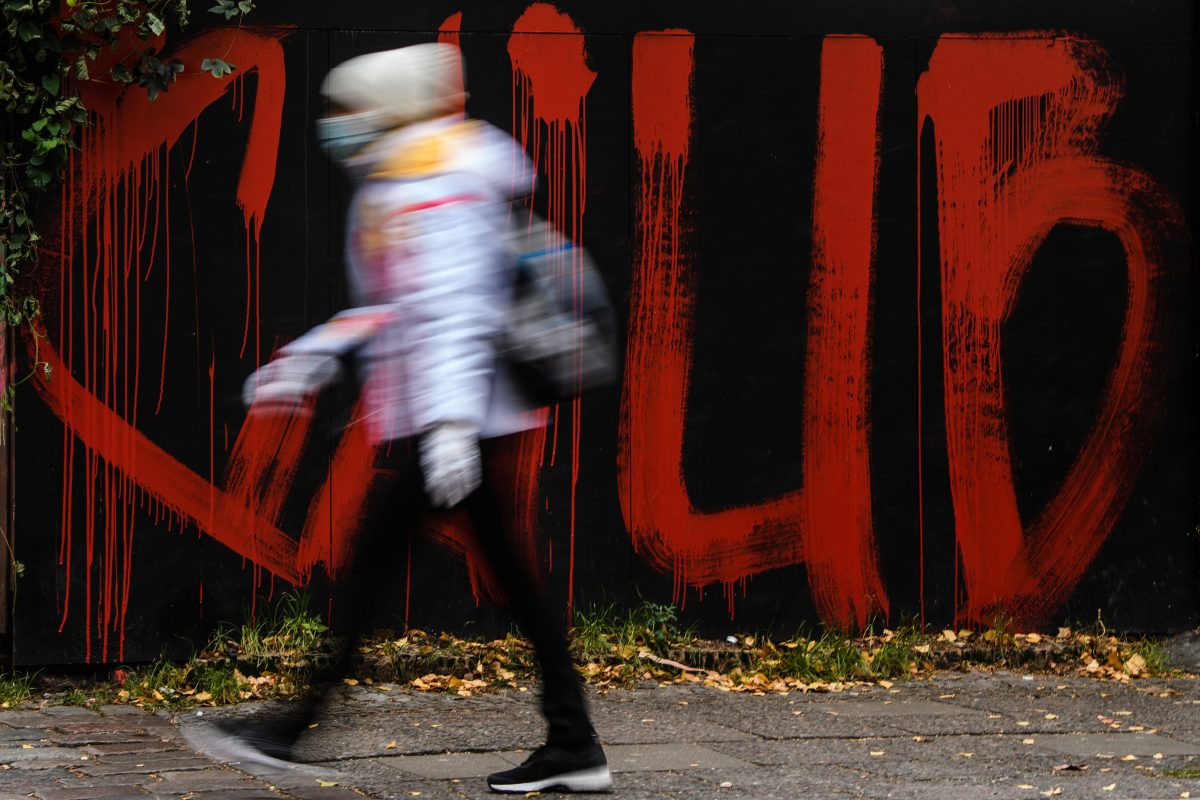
[298, 399, 379, 583]
[917, 35, 1183, 625]
[438, 12, 462, 47]
[619, 33, 887, 626]
[222, 402, 316, 613]
[803, 37, 889, 626]
[507, 3, 594, 616]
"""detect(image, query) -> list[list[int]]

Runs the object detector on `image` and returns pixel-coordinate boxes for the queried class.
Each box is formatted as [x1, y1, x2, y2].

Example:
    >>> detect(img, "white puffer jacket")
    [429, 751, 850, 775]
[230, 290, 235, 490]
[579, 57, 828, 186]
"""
[344, 116, 543, 443]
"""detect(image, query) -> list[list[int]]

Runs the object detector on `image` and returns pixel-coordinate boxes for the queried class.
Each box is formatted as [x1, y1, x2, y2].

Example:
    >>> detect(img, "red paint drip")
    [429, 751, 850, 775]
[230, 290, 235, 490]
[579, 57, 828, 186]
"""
[508, 3, 594, 618]
[917, 34, 1183, 625]
[620, 33, 886, 626]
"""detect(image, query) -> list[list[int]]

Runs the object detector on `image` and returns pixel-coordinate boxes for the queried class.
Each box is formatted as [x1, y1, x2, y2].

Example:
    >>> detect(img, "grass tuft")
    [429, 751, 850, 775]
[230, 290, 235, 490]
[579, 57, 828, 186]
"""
[0, 670, 35, 708]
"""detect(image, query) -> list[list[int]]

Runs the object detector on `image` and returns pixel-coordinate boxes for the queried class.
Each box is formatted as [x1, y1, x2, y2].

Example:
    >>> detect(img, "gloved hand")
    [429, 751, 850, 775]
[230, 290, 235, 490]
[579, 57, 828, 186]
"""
[419, 422, 482, 508]
[241, 353, 343, 416]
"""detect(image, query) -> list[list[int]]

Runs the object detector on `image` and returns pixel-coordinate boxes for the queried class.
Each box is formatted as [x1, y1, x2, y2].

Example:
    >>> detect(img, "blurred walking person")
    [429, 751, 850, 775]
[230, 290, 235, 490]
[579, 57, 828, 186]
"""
[187, 43, 611, 794]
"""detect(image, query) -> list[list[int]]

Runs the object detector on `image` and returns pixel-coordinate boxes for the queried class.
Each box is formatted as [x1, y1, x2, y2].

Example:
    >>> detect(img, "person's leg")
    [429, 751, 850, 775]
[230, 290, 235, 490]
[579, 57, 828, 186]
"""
[186, 439, 424, 768]
[461, 471, 593, 745]
[465, 435, 610, 792]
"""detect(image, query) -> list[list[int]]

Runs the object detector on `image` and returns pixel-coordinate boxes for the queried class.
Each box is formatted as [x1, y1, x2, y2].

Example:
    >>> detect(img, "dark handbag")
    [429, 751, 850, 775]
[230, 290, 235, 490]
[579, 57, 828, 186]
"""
[498, 213, 618, 404]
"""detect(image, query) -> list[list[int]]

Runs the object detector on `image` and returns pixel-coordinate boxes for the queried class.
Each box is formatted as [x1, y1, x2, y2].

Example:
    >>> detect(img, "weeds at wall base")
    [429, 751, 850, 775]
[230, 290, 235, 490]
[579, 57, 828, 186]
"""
[0, 599, 1192, 711]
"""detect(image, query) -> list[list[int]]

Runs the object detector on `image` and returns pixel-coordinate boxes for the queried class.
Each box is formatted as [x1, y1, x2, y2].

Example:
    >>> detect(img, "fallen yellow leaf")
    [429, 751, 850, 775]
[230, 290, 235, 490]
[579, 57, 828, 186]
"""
[385, 740, 397, 749]
[343, 678, 359, 686]
[1102, 784, 1116, 791]
[316, 779, 338, 787]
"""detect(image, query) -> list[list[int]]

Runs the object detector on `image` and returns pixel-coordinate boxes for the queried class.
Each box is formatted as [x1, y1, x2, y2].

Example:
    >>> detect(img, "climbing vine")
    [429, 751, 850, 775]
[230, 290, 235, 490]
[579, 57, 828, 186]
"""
[0, 0, 250, 331]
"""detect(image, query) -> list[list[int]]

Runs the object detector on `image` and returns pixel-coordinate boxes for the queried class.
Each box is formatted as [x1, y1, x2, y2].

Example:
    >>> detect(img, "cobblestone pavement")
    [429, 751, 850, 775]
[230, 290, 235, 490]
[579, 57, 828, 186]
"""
[1, 671, 1198, 799]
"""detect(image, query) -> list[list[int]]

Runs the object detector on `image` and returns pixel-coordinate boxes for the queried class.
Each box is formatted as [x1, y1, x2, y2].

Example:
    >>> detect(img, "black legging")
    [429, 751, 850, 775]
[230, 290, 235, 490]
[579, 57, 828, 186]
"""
[294, 432, 595, 749]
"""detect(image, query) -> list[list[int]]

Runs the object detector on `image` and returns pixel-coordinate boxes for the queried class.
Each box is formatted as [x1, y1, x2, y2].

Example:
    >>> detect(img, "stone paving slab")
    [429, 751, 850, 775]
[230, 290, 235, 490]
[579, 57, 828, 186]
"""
[0, 747, 80, 763]
[603, 742, 752, 772]
[73, 749, 217, 776]
[304, 758, 455, 800]
[173, 793, 281, 800]
[1030, 731, 1200, 757]
[374, 750, 516, 779]
[0, 732, 42, 745]
[30, 786, 152, 800]
[706, 701, 918, 740]
[818, 698, 973, 717]
[152, 767, 272, 793]
[589, 702, 758, 745]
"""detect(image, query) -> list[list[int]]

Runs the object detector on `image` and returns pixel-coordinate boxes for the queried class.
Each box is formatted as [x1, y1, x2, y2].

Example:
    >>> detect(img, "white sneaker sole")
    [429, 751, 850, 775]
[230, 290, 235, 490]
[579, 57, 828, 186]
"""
[489, 764, 613, 793]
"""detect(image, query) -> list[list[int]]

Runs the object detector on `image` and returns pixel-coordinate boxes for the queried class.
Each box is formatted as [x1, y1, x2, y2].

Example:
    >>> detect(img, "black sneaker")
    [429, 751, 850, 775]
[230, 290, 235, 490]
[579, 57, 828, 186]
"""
[487, 741, 613, 793]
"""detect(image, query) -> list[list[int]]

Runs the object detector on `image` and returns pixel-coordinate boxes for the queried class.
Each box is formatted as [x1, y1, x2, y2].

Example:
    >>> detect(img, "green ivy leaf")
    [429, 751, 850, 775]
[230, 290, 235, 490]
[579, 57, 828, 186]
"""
[145, 12, 165, 36]
[17, 19, 41, 42]
[208, 0, 239, 19]
[201, 57, 236, 78]
[41, 72, 59, 95]
[111, 63, 133, 83]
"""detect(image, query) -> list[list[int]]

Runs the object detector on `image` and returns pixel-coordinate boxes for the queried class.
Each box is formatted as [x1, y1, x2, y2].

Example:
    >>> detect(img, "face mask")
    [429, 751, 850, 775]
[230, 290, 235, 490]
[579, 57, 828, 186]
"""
[315, 110, 391, 163]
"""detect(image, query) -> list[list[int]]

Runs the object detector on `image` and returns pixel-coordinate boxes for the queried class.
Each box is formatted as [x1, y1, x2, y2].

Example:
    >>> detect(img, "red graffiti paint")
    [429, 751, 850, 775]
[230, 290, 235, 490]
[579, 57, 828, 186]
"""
[620, 33, 887, 626]
[45, 29, 290, 660]
[33, 340, 302, 586]
[438, 12, 462, 47]
[803, 37, 889, 626]
[507, 3, 594, 615]
[917, 35, 1183, 625]
[297, 399, 379, 584]
[222, 400, 316, 615]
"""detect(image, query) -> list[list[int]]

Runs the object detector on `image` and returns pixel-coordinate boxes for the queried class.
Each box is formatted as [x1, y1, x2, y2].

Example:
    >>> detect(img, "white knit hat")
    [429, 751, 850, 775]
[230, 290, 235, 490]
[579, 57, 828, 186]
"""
[321, 43, 466, 127]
